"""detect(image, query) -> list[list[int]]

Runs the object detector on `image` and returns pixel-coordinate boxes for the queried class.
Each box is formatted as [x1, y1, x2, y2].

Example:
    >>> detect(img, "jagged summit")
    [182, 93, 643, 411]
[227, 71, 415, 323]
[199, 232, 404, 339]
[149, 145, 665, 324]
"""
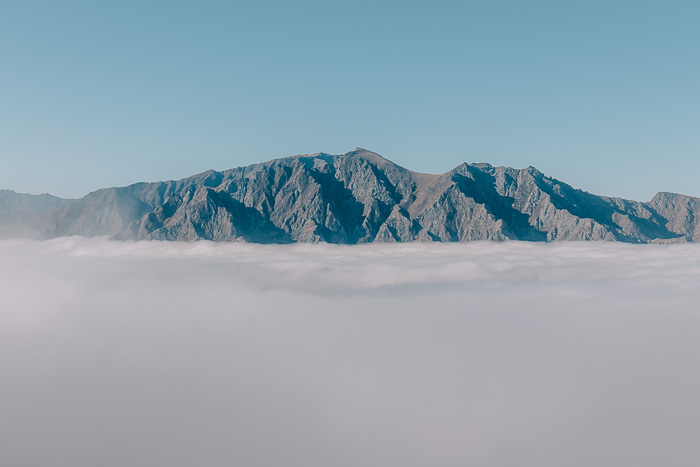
[1, 149, 698, 243]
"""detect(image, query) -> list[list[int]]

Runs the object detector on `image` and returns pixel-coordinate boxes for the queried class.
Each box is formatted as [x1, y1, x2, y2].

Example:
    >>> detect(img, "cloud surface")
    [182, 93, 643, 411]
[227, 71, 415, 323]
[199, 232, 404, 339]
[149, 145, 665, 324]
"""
[2, 238, 700, 467]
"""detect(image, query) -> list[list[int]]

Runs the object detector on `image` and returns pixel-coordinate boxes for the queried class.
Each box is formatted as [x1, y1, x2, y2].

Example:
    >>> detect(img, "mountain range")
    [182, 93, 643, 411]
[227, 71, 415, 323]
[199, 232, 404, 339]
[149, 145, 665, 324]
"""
[2, 148, 698, 243]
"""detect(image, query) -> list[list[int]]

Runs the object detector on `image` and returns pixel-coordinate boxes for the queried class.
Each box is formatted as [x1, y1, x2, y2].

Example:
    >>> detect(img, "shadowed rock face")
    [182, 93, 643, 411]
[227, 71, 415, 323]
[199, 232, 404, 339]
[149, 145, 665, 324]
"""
[1, 148, 698, 243]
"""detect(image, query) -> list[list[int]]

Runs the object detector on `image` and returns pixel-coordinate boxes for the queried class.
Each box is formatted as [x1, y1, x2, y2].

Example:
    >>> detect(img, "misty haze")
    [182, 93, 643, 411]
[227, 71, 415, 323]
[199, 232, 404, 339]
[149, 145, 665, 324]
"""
[2, 238, 700, 466]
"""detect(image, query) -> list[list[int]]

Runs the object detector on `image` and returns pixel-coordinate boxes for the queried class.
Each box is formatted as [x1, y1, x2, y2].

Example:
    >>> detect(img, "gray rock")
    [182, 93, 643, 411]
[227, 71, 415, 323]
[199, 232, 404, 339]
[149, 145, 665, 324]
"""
[648, 192, 700, 242]
[1, 148, 696, 243]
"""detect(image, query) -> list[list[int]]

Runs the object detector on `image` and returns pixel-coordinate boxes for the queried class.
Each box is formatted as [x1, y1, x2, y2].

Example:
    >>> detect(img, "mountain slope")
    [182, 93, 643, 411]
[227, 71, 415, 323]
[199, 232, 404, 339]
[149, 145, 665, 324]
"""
[1, 148, 696, 243]
[0, 190, 73, 213]
[0, 190, 75, 229]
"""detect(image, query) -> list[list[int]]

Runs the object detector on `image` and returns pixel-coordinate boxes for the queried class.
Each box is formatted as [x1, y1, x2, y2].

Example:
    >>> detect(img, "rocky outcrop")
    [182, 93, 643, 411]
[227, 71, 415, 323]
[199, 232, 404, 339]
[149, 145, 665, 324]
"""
[1, 148, 697, 243]
[648, 192, 700, 242]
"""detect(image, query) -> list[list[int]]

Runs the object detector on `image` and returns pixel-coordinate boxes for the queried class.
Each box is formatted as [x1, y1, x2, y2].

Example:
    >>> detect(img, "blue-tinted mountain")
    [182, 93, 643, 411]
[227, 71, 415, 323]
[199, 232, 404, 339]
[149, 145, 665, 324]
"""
[0, 190, 75, 229]
[2, 149, 698, 243]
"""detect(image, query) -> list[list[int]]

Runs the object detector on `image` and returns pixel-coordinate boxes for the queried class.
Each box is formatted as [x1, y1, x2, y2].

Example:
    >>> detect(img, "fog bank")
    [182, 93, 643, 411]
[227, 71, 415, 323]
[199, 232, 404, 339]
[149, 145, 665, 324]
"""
[2, 238, 700, 467]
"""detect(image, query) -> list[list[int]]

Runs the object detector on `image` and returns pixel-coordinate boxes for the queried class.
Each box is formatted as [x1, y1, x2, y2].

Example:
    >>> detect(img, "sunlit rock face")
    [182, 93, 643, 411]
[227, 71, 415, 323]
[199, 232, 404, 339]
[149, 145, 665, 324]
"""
[1, 148, 698, 243]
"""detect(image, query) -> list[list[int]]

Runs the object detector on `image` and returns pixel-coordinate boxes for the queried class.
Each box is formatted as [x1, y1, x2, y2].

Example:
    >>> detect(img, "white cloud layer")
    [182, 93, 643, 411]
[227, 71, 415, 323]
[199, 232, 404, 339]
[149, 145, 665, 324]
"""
[2, 237, 700, 466]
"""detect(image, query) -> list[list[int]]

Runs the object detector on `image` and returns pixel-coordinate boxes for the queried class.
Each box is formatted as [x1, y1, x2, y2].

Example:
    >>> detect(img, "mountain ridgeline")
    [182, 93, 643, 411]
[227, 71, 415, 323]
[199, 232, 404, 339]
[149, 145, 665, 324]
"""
[2, 149, 699, 243]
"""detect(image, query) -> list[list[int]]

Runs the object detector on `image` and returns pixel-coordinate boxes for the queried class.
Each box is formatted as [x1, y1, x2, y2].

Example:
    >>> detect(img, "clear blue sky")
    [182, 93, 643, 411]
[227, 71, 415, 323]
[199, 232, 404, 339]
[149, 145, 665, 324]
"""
[1, 0, 698, 200]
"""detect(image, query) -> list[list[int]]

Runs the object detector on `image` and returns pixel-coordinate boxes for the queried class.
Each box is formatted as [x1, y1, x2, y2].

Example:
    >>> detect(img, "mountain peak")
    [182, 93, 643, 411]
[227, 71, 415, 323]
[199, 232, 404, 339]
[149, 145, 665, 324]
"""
[1, 150, 698, 244]
[470, 162, 494, 170]
[347, 147, 384, 158]
[343, 148, 411, 172]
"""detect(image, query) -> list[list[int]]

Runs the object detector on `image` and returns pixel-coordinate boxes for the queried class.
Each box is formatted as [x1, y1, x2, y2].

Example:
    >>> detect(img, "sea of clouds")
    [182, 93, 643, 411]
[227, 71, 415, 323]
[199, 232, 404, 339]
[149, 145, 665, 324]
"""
[2, 237, 700, 467]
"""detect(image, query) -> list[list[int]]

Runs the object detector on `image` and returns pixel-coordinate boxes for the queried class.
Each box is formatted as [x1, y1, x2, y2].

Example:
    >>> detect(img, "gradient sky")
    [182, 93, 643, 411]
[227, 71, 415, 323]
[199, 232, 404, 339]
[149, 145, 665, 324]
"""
[1, 0, 698, 200]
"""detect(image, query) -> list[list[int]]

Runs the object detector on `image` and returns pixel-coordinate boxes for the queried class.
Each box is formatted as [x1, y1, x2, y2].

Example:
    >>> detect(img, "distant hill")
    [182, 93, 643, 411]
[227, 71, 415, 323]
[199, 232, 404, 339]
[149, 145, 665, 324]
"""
[2, 148, 698, 243]
[0, 190, 75, 229]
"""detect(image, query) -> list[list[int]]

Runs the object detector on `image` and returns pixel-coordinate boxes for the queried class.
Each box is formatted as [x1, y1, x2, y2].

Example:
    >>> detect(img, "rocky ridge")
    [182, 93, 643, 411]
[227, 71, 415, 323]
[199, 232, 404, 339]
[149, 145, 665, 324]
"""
[2, 149, 698, 243]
